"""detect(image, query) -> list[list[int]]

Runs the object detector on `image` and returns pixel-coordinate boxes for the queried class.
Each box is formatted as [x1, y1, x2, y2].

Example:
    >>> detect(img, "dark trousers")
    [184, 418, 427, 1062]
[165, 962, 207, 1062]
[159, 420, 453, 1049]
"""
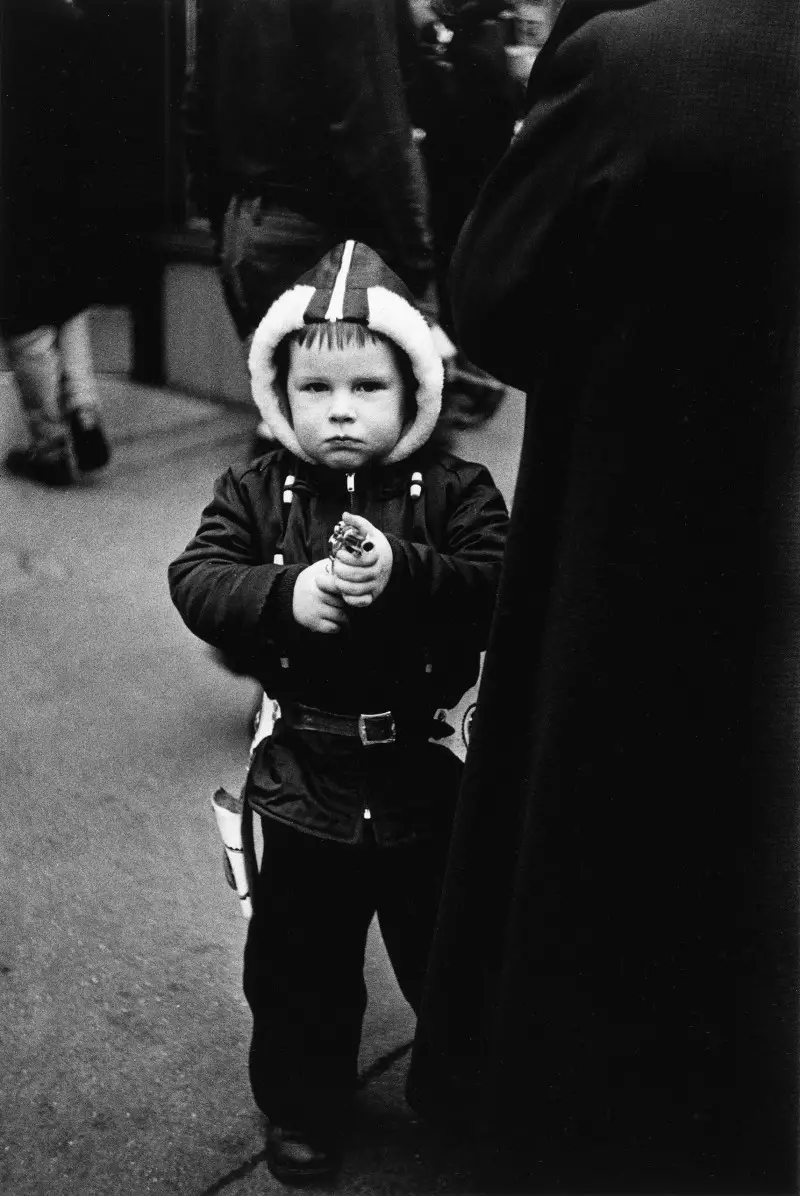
[242, 816, 451, 1135]
[219, 197, 342, 341]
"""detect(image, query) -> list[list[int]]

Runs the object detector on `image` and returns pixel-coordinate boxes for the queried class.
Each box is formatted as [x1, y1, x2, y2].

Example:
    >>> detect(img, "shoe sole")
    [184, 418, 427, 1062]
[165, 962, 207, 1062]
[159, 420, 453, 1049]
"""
[266, 1159, 340, 1185]
[5, 460, 75, 487]
[74, 447, 111, 473]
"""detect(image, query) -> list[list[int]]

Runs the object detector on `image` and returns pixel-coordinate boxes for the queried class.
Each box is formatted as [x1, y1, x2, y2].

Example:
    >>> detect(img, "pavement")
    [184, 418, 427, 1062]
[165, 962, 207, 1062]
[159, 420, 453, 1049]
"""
[0, 374, 523, 1196]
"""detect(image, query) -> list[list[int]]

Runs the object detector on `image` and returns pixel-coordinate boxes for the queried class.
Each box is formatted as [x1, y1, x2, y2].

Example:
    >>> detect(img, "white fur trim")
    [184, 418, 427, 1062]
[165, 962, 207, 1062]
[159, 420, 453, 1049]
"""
[367, 287, 443, 463]
[247, 278, 444, 466]
[248, 285, 316, 462]
[430, 323, 457, 360]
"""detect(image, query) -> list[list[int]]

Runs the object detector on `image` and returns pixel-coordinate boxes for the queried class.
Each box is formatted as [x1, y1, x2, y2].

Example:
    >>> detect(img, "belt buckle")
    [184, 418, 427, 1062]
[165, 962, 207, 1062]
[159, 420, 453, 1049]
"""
[358, 711, 396, 746]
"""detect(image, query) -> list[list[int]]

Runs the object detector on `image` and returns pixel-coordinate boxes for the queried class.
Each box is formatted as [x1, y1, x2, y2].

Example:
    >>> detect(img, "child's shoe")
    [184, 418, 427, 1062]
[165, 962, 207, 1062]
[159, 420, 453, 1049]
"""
[68, 408, 111, 472]
[265, 1124, 343, 1185]
[5, 443, 74, 487]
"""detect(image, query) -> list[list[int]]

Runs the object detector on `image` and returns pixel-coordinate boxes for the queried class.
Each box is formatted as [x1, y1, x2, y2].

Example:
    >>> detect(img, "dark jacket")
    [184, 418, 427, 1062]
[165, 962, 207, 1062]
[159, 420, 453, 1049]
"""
[408, 0, 800, 1189]
[183, 0, 433, 303]
[0, 0, 98, 331]
[411, 0, 516, 226]
[410, 0, 517, 331]
[169, 446, 508, 845]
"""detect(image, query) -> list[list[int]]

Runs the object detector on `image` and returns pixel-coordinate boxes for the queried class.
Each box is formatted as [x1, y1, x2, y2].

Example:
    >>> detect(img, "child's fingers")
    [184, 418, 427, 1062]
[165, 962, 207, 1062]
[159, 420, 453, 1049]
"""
[335, 577, 374, 598]
[334, 576, 377, 598]
[332, 559, 378, 584]
[318, 599, 347, 622]
[333, 552, 379, 574]
[333, 546, 376, 567]
[340, 512, 374, 535]
[315, 567, 342, 594]
[342, 592, 373, 608]
[317, 617, 344, 633]
[331, 541, 378, 569]
[319, 591, 346, 612]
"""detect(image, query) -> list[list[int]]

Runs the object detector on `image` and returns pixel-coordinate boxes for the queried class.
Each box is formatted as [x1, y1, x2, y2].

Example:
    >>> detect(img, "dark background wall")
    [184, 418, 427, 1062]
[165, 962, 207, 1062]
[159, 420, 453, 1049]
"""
[77, 0, 188, 377]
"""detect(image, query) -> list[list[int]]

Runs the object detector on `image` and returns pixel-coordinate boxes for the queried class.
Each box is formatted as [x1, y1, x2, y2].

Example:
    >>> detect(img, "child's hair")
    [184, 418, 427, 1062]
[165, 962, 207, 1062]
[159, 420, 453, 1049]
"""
[273, 321, 418, 418]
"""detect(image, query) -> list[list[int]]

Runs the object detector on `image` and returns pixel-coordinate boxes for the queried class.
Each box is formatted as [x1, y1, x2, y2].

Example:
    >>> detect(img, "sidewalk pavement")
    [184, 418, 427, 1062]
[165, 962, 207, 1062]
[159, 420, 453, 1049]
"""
[0, 376, 523, 1196]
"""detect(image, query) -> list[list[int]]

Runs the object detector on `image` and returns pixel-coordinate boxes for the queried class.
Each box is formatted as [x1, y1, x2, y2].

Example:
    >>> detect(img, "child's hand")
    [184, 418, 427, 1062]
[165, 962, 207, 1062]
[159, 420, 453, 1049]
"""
[292, 559, 348, 633]
[330, 513, 393, 608]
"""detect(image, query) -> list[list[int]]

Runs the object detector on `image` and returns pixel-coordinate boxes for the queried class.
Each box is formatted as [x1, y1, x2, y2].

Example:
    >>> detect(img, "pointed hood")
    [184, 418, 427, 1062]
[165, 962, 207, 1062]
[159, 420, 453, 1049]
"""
[248, 241, 444, 464]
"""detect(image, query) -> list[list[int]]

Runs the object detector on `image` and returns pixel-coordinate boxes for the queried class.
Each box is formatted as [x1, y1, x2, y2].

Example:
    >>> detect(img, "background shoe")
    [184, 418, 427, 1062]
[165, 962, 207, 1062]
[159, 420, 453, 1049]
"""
[68, 409, 111, 472]
[265, 1125, 342, 1185]
[441, 370, 506, 429]
[6, 445, 74, 487]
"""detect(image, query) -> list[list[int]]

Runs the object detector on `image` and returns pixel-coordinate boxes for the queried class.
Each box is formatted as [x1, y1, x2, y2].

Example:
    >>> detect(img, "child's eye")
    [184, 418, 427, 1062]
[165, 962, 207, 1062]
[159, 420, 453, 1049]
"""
[302, 382, 329, 393]
[354, 380, 386, 393]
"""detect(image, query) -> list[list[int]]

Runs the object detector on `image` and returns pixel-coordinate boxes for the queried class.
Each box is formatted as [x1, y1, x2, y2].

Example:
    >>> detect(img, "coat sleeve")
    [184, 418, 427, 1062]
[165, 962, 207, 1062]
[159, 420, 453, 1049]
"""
[167, 468, 305, 663]
[381, 464, 509, 648]
[448, 22, 621, 390]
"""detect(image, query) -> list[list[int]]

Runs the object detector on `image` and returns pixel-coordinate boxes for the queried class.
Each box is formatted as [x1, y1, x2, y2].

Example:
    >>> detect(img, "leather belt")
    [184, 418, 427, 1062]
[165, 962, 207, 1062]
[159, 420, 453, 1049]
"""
[281, 701, 397, 746]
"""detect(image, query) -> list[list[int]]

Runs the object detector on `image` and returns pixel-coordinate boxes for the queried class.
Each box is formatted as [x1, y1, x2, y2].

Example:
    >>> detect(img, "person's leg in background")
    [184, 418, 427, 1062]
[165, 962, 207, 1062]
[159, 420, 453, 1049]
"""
[5, 324, 73, 486]
[219, 196, 341, 459]
[58, 310, 111, 472]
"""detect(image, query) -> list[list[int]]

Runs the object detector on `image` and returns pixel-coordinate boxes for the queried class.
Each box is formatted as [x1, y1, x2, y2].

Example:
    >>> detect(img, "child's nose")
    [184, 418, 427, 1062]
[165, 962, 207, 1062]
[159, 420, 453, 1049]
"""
[329, 389, 356, 420]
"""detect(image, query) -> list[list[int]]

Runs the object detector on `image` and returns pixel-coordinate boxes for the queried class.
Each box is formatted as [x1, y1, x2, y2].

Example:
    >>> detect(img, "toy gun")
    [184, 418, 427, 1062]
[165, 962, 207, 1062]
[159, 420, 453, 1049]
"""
[328, 521, 374, 561]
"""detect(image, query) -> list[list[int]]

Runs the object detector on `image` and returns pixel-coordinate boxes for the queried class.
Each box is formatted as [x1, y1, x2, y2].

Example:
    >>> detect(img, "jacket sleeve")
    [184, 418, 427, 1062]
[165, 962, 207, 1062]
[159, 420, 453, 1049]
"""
[381, 464, 509, 648]
[168, 468, 305, 663]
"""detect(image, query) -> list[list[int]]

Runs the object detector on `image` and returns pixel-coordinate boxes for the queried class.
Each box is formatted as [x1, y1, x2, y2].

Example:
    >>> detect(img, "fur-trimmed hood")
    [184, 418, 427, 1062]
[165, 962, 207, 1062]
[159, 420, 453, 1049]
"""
[248, 241, 444, 465]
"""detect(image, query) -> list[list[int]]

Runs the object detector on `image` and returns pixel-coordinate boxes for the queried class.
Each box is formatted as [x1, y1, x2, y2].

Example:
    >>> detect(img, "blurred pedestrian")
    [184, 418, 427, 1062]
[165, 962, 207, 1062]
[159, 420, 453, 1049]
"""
[5, 315, 110, 486]
[411, 0, 516, 332]
[57, 311, 112, 473]
[1, 0, 111, 485]
[407, 0, 800, 1192]
[409, 0, 517, 429]
[183, 0, 437, 457]
[169, 241, 508, 1185]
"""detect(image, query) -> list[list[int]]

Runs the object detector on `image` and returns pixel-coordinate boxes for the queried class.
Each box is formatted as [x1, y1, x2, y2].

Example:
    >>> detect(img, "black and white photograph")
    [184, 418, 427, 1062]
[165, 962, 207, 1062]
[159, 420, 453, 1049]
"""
[1, 1, 799, 1193]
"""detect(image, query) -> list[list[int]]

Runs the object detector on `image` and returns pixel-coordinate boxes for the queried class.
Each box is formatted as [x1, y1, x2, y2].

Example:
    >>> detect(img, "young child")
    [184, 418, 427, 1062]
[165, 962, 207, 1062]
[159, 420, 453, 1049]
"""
[168, 241, 508, 1185]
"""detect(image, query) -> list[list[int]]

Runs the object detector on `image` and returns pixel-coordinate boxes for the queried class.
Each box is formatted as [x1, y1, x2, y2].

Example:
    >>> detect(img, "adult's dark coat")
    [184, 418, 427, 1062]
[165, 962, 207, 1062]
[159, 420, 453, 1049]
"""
[407, 1, 800, 1191]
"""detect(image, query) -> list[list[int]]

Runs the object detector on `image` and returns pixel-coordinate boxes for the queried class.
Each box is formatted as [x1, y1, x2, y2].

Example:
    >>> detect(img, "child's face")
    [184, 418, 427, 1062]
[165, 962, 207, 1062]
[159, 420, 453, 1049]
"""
[285, 339, 406, 469]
